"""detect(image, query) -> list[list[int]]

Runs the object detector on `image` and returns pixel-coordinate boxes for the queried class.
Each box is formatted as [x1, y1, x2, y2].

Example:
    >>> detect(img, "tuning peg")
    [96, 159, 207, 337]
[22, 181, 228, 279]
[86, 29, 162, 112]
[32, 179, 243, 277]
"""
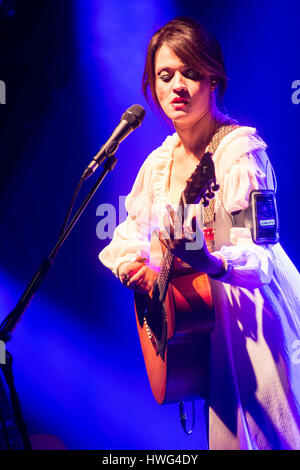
[202, 196, 209, 207]
[206, 189, 215, 199]
[212, 183, 220, 191]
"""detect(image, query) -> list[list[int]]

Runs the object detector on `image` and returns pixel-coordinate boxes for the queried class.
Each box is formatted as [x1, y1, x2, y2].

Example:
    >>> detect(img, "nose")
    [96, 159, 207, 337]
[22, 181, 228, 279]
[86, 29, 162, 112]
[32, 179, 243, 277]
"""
[172, 71, 187, 93]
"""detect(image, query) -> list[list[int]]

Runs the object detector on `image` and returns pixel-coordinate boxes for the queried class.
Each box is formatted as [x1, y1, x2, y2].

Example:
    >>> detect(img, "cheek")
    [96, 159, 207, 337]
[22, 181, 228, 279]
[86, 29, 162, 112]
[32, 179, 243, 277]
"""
[192, 81, 211, 103]
[155, 81, 168, 105]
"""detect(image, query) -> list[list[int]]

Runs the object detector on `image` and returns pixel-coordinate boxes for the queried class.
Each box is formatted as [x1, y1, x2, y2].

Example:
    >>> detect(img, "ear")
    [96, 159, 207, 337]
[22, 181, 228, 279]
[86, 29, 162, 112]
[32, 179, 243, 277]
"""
[210, 77, 218, 90]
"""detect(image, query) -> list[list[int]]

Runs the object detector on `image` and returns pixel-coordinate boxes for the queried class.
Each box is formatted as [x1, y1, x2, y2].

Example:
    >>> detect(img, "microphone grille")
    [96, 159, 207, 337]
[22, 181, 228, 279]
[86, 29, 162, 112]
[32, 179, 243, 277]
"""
[122, 104, 145, 129]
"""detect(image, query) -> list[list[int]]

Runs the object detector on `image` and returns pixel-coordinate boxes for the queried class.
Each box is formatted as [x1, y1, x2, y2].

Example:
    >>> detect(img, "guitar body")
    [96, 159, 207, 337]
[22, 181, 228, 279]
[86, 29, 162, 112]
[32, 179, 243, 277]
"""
[133, 151, 222, 405]
[134, 259, 215, 405]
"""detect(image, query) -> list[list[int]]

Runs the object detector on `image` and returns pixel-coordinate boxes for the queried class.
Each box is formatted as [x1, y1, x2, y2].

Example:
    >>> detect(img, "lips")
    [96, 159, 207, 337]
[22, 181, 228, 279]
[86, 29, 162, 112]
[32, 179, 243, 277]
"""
[171, 97, 189, 104]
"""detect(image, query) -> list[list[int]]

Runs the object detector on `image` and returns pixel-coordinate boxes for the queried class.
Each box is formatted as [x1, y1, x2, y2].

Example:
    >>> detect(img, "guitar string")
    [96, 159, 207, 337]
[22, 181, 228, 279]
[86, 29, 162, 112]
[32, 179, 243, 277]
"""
[156, 121, 237, 302]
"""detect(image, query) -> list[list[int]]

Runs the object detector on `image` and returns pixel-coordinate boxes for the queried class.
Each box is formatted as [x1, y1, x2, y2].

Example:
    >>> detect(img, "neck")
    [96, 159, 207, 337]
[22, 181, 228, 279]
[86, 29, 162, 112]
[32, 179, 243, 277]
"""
[174, 106, 226, 160]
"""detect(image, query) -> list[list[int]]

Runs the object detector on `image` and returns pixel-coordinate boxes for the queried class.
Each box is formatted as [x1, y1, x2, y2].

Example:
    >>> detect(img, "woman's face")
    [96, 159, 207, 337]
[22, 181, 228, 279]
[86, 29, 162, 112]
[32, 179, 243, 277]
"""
[154, 43, 213, 128]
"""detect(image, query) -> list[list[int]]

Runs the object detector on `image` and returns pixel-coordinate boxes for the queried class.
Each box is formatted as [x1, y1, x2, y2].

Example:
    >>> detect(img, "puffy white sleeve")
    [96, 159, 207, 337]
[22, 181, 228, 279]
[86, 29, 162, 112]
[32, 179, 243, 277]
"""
[213, 132, 277, 288]
[99, 155, 154, 276]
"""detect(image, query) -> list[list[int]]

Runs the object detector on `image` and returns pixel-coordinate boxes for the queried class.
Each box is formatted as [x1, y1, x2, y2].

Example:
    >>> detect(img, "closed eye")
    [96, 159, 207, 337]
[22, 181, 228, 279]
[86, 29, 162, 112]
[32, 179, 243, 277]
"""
[157, 68, 204, 83]
[157, 70, 174, 82]
[182, 68, 203, 81]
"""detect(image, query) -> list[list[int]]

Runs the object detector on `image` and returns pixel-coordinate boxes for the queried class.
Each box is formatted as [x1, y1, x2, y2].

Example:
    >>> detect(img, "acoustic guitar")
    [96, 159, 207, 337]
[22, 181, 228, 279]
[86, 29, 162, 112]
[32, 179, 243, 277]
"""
[134, 151, 219, 405]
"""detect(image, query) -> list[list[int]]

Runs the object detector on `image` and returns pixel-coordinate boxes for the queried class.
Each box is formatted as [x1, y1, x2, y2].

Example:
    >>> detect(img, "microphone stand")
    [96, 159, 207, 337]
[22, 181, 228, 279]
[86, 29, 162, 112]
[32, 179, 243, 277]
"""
[0, 154, 117, 449]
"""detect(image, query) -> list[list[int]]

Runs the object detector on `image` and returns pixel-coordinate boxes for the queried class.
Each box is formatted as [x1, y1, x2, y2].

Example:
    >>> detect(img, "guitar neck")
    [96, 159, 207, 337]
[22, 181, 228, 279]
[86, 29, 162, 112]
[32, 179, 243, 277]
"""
[155, 149, 220, 303]
[156, 249, 174, 303]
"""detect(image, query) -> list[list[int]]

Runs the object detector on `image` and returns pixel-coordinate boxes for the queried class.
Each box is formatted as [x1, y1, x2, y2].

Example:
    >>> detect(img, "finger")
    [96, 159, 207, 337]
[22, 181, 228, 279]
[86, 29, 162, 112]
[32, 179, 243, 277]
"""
[183, 216, 197, 241]
[122, 259, 147, 278]
[166, 204, 181, 224]
[159, 231, 175, 252]
[128, 264, 145, 277]
[166, 204, 184, 240]
[184, 216, 205, 251]
[127, 265, 147, 289]
[162, 211, 173, 240]
[135, 256, 148, 264]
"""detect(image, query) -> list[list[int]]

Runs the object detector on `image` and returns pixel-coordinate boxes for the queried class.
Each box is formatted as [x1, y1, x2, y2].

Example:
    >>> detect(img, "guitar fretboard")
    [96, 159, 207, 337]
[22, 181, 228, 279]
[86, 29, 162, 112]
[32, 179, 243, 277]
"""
[157, 244, 175, 303]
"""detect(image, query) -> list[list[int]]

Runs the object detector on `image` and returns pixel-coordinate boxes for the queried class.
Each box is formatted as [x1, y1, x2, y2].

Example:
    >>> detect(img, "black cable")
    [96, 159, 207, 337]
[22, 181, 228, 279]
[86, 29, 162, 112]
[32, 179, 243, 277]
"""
[179, 401, 196, 435]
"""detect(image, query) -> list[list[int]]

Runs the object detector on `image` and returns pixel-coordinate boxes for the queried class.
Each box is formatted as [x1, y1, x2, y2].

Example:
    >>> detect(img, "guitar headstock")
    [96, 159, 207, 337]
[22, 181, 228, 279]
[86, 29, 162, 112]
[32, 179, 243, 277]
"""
[183, 152, 220, 206]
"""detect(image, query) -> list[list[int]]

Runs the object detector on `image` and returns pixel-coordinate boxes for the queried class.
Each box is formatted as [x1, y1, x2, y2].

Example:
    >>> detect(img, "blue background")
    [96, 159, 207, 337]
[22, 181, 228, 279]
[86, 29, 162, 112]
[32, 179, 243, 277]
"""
[0, 0, 299, 450]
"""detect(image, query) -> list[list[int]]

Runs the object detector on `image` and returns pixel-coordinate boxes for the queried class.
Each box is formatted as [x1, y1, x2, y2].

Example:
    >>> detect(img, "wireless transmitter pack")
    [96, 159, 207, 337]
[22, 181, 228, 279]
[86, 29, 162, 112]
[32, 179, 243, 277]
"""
[231, 189, 279, 245]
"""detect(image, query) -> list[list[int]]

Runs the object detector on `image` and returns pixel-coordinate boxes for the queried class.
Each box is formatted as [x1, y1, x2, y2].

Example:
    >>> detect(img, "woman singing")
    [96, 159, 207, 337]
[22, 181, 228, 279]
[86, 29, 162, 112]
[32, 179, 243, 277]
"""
[99, 17, 300, 450]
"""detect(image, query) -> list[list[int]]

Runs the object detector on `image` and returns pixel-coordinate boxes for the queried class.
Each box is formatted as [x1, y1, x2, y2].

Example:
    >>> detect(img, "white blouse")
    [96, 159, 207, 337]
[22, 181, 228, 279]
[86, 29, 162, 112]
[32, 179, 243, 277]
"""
[99, 126, 300, 450]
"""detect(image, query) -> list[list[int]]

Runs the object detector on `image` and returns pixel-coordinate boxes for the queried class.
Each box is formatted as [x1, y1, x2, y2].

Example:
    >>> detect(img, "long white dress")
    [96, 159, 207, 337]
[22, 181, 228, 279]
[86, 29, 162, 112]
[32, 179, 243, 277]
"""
[99, 126, 300, 450]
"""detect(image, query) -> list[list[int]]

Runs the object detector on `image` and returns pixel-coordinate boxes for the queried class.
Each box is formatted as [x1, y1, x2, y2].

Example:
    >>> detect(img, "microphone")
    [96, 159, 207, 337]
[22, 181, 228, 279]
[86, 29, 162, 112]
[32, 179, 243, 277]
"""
[82, 104, 145, 180]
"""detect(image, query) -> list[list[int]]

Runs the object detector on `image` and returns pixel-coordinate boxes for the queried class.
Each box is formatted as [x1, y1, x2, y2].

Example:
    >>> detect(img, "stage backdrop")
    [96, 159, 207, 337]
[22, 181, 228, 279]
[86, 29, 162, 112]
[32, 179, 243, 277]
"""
[0, 0, 299, 450]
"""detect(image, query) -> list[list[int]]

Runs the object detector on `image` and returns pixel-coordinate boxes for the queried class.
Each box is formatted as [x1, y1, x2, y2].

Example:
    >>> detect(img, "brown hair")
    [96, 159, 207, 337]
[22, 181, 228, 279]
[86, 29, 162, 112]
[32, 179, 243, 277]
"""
[142, 17, 228, 111]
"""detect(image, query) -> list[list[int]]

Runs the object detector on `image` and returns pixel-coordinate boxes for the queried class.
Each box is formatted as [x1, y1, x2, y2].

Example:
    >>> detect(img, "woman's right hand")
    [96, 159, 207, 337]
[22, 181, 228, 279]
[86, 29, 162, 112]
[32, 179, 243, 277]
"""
[118, 257, 157, 293]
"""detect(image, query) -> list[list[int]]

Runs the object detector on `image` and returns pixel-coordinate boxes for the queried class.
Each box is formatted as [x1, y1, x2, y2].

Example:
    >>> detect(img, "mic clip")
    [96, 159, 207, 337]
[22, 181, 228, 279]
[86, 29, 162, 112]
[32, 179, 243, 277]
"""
[81, 140, 119, 181]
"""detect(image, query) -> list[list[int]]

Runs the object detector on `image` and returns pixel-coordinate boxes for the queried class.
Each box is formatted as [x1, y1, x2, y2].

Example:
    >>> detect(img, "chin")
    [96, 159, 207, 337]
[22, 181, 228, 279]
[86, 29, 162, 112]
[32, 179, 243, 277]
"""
[172, 112, 199, 127]
[167, 109, 189, 121]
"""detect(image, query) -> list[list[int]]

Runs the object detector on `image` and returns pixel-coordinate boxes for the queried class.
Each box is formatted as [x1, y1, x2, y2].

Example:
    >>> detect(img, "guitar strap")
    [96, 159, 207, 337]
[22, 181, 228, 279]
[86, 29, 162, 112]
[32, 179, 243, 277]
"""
[203, 121, 239, 252]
